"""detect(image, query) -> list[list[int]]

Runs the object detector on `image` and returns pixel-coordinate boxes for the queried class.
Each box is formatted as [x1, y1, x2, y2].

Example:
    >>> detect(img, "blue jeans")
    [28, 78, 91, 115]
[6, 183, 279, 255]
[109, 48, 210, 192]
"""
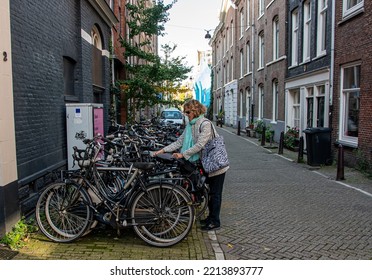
[207, 172, 226, 227]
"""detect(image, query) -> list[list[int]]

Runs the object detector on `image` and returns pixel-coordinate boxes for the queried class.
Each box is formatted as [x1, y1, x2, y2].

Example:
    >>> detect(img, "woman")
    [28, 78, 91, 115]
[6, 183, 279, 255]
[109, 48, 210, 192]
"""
[153, 100, 229, 231]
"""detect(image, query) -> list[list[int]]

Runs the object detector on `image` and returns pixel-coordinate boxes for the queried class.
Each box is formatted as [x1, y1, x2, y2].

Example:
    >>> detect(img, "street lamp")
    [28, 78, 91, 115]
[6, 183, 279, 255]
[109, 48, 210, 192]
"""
[204, 30, 212, 39]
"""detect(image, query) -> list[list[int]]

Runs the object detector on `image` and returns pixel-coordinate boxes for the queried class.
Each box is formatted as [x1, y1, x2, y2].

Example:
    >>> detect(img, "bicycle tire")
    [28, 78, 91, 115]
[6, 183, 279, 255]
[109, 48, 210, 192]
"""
[35, 181, 93, 243]
[131, 183, 194, 247]
[193, 186, 209, 220]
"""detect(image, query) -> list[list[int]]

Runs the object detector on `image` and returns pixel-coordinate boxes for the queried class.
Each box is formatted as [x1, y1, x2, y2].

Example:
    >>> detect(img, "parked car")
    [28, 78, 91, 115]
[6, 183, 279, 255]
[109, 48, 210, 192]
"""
[160, 108, 185, 126]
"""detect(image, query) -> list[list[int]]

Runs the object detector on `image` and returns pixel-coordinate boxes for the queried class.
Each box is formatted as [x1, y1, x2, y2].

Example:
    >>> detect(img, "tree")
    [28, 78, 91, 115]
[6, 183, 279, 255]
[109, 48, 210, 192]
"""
[115, 0, 191, 122]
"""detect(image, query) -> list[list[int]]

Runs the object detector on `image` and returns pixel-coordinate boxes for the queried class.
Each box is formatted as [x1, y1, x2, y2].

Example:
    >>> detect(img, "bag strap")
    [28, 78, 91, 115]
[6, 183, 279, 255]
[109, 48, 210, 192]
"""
[199, 119, 216, 138]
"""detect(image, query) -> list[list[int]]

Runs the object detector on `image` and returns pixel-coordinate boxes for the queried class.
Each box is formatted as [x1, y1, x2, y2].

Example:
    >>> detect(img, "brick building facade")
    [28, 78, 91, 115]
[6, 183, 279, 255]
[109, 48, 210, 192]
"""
[211, 0, 287, 141]
[332, 0, 372, 169]
[285, 0, 333, 145]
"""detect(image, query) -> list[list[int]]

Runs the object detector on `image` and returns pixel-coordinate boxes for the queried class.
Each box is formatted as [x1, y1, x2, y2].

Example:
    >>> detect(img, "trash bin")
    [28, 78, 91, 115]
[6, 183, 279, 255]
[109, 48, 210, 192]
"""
[303, 127, 332, 166]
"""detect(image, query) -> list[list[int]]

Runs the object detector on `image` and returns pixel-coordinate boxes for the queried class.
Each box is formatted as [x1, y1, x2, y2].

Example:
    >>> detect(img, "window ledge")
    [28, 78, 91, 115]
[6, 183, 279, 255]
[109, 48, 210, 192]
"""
[288, 64, 298, 70]
[313, 52, 327, 60]
[340, 7, 364, 24]
[336, 139, 358, 148]
[266, 56, 287, 67]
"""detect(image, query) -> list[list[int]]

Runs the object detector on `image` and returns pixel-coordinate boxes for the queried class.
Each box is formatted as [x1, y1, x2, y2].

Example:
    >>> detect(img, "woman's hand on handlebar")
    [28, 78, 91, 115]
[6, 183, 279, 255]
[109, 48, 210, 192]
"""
[172, 153, 183, 159]
[151, 148, 165, 157]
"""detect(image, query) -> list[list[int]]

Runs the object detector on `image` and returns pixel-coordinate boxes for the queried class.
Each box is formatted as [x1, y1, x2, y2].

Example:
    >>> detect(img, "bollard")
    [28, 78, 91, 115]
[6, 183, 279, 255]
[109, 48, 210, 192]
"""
[261, 126, 266, 146]
[237, 121, 241, 136]
[297, 136, 304, 163]
[336, 144, 345, 180]
[278, 131, 284, 154]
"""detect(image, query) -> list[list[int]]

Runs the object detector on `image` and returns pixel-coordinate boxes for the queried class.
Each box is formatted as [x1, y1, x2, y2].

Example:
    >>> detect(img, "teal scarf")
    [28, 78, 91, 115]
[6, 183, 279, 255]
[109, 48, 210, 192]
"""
[181, 115, 204, 162]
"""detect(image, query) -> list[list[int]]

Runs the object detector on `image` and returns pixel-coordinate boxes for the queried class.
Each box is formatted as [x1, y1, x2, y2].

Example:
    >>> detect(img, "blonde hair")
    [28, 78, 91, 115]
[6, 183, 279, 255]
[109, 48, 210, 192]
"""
[184, 100, 206, 117]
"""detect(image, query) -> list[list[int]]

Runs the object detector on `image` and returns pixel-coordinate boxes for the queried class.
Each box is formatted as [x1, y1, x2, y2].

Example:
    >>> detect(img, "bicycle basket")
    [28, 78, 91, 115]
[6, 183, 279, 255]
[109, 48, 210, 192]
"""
[72, 146, 93, 168]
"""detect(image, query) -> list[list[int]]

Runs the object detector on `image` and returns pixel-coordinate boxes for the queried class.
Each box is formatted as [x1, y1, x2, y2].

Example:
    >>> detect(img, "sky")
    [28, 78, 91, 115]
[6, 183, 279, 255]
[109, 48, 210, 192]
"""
[158, 0, 223, 71]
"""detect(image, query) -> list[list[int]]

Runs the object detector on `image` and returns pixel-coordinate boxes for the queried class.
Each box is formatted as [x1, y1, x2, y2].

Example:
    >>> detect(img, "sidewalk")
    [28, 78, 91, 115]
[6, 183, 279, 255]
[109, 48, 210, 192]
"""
[223, 124, 372, 195]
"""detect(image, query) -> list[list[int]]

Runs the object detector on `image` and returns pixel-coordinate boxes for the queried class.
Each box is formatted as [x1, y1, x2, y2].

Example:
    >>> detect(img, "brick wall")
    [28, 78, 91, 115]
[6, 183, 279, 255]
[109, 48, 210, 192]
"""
[10, 0, 113, 214]
[333, 0, 372, 168]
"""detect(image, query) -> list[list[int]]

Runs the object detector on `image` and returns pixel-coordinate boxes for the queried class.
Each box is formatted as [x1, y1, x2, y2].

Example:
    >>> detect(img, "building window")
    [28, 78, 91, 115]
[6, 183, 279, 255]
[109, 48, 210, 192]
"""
[63, 56, 76, 97]
[224, 34, 227, 54]
[246, 42, 250, 73]
[240, 49, 244, 78]
[292, 89, 300, 128]
[224, 65, 226, 84]
[246, 0, 250, 29]
[259, 84, 264, 119]
[340, 64, 360, 145]
[272, 79, 279, 122]
[91, 25, 103, 88]
[258, 32, 265, 69]
[317, 0, 327, 56]
[230, 20, 234, 47]
[273, 16, 279, 60]
[306, 88, 314, 127]
[240, 8, 244, 38]
[291, 9, 299, 66]
[303, 1, 311, 62]
[227, 61, 230, 82]
[231, 56, 234, 81]
[259, 0, 265, 17]
[306, 85, 327, 128]
[343, 0, 364, 19]
[240, 90, 245, 118]
[246, 87, 252, 122]
[316, 85, 325, 127]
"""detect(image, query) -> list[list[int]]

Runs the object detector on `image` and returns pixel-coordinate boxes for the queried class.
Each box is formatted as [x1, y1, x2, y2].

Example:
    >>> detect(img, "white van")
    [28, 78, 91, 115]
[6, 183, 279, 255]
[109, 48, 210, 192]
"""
[160, 108, 184, 125]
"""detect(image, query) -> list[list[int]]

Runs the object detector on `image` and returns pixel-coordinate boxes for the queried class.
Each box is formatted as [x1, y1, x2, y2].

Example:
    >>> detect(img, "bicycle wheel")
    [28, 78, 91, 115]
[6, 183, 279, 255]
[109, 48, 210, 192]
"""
[35, 181, 93, 242]
[131, 183, 194, 247]
[193, 186, 209, 220]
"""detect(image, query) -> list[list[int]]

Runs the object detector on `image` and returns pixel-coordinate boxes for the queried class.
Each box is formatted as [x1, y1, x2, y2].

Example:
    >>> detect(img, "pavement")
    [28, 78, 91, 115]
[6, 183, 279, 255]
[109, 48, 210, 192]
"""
[1, 124, 372, 260]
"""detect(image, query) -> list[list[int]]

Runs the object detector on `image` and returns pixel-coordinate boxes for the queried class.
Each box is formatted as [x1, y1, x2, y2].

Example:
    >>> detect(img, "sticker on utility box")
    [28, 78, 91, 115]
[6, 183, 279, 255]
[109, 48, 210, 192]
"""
[75, 108, 82, 118]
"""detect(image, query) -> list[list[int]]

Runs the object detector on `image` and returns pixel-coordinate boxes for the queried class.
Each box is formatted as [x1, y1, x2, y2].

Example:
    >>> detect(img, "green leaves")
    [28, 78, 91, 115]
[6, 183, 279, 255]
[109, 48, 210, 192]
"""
[117, 1, 191, 112]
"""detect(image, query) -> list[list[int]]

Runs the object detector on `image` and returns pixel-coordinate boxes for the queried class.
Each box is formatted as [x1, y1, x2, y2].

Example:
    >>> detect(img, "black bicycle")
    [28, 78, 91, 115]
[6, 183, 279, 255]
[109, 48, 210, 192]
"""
[35, 134, 194, 247]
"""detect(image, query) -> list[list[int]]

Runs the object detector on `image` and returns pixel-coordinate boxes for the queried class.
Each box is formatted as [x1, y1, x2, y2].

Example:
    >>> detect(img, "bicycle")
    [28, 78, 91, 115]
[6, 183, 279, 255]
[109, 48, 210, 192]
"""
[148, 153, 209, 220]
[35, 134, 195, 247]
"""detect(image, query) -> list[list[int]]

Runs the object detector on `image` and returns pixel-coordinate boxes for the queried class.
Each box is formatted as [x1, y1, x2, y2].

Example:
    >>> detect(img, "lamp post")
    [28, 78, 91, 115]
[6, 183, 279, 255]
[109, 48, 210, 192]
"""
[204, 29, 212, 39]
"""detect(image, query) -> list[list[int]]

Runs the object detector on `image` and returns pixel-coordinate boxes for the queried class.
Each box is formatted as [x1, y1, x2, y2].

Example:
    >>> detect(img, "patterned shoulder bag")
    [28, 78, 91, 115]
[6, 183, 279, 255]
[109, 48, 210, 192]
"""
[199, 120, 229, 173]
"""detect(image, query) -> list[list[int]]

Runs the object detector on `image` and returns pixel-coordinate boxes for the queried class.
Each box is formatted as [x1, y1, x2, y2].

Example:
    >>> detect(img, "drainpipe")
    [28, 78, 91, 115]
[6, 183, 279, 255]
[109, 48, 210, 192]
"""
[329, 0, 336, 130]
[251, 8, 255, 124]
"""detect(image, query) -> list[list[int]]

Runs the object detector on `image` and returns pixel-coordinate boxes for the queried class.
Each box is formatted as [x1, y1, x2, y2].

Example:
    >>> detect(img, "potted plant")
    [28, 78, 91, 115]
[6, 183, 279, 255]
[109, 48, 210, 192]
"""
[216, 111, 224, 127]
[283, 126, 300, 151]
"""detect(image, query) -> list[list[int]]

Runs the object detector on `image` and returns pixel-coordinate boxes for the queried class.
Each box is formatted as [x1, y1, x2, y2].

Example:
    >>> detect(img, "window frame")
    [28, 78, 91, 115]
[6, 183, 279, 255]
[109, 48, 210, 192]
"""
[258, 32, 265, 69]
[240, 49, 244, 78]
[240, 8, 245, 39]
[291, 9, 299, 66]
[343, 0, 364, 19]
[246, 42, 251, 74]
[273, 16, 279, 61]
[258, 84, 264, 119]
[339, 63, 361, 147]
[316, 0, 327, 57]
[272, 79, 279, 122]
[303, 1, 312, 62]
[259, 0, 265, 17]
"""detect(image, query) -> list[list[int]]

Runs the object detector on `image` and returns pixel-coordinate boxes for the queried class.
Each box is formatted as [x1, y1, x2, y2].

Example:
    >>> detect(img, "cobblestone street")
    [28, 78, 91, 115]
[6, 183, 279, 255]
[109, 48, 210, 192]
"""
[2, 126, 372, 260]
